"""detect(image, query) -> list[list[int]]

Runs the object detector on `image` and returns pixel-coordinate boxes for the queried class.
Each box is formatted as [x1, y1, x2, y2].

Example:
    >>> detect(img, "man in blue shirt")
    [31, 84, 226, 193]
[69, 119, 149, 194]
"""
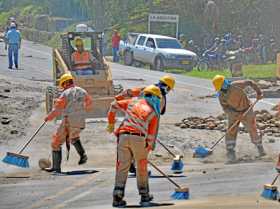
[5, 22, 21, 69]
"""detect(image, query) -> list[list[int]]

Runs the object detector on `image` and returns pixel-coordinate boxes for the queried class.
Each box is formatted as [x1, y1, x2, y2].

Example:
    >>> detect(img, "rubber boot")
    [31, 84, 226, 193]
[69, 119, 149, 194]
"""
[276, 154, 280, 173]
[112, 187, 126, 208]
[45, 150, 62, 173]
[256, 144, 266, 157]
[73, 139, 88, 165]
[140, 194, 154, 207]
[226, 149, 236, 164]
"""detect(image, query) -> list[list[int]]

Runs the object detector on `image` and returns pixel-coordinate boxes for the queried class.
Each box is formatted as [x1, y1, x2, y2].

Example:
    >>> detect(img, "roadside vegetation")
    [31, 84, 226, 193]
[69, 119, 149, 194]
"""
[166, 64, 277, 80]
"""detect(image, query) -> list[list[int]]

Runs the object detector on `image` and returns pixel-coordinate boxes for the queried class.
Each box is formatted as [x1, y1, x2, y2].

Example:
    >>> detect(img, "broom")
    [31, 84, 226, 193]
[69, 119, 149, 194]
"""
[148, 160, 189, 200]
[157, 139, 184, 174]
[193, 99, 259, 158]
[261, 173, 279, 200]
[2, 122, 46, 168]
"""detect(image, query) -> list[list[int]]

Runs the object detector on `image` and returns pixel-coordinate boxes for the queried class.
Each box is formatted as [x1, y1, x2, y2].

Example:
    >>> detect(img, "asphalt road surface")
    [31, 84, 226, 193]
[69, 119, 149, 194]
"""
[0, 40, 279, 209]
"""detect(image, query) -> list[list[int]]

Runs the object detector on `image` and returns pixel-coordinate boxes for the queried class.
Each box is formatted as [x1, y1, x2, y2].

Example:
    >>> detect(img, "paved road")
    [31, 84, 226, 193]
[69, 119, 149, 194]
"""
[0, 41, 279, 209]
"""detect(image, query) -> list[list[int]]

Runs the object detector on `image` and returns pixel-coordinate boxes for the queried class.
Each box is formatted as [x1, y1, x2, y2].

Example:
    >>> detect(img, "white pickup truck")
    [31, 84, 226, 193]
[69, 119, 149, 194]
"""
[122, 33, 198, 71]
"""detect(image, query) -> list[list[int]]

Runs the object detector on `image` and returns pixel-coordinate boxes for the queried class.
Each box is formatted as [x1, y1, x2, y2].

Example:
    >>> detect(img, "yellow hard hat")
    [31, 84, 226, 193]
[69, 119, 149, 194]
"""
[59, 73, 73, 87]
[143, 85, 162, 98]
[212, 75, 225, 91]
[75, 37, 84, 47]
[159, 75, 175, 90]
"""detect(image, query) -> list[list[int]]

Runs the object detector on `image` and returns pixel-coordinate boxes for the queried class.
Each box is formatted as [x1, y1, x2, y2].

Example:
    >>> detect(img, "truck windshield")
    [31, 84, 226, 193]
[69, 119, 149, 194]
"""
[156, 38, 182, 49]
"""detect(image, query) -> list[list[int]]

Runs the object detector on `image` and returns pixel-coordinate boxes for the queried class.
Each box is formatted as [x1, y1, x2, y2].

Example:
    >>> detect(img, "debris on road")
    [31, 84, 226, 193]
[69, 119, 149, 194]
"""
[176, 110, 280, 137]
[0, 76, 45, 144]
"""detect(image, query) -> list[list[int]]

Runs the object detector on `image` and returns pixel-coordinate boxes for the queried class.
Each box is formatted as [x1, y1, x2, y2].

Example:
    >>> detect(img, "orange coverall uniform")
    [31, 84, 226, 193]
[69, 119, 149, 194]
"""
[219, 80, 262, 151]
[71, 51, 96, 70]
[108, 98, 159, 197]
[45, 85, 93, 151]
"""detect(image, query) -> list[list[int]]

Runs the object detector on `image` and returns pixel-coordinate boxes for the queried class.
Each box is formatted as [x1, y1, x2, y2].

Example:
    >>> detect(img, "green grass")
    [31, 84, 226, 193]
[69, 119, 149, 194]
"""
[166, 64, 277, 80]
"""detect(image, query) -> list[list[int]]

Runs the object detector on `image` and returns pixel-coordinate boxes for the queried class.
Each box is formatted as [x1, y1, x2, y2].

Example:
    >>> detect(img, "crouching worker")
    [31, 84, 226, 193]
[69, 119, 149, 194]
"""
[212, 75, 266, 163]
[44, 73, 93, 173]
[107, 85, 161, 207]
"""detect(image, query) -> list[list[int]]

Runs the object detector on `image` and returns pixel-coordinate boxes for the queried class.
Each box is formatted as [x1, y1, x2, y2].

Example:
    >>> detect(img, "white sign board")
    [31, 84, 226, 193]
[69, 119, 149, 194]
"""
[149, 14, 179, 23]
[148, 13, 179, 38]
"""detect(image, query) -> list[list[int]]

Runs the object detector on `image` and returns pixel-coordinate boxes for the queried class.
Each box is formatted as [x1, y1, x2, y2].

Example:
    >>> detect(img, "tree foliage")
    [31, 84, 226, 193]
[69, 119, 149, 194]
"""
[1, 0, 280, 41]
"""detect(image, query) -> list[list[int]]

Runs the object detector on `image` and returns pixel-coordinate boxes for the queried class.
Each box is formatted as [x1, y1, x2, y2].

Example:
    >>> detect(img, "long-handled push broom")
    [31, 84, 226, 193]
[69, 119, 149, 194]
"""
[193, 99, 259, 158]
[261, 173, 280, 200]
[2, 122, 46, 168]
[148, 160, 189, 200]
[157, 139, 184, 174]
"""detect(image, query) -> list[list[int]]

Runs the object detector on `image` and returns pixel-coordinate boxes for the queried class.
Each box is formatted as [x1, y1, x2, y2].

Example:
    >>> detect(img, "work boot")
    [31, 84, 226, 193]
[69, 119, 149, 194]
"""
[140, 194, 154, 207]
[112, 196, 127, 208]
[113, 187, 126, 208]
[276, 154, 280, 173]
[73, 139, 88, 165]
[256, 144, 266, 157]
[226, 149, 237, 164]
[45, 150, 62, 173]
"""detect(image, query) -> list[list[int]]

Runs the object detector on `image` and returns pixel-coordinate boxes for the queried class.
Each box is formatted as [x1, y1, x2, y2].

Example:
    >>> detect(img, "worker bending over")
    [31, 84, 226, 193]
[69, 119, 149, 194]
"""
[115, 75, 175, 174]
[71, 37, 98, 76]
[212, 75, 266, 163]
[107, 85, 161, 207]
[44, 73, 93, 173]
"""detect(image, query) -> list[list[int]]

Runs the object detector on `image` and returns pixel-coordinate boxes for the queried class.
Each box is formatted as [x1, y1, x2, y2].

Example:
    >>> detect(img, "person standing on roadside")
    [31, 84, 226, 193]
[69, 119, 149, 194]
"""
[112, 30, 121, 62]
[5, 22, 21, 70]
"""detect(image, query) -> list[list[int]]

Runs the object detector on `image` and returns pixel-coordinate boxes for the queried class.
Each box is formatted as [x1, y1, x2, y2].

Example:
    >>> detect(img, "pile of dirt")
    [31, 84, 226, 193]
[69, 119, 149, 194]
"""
[176, 110, 280, 137]
[0, 77, 45, 144]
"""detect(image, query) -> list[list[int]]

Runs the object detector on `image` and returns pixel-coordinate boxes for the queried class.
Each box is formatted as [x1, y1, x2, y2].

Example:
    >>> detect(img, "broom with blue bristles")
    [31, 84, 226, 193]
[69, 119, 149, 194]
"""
[2, 122, 46, 168]
[157, 139, 184, 174]
[193, 99, 258, 158]
[148, 160, 189, 200]
[261, 173, 279, 200]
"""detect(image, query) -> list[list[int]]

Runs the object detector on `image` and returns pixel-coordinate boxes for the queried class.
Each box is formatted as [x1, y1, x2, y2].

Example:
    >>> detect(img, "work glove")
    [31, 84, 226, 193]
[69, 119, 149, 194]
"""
[256, 93, 263, 101]
[106, 123, 115, 133]
[44, 115, 52, 122]
[146, 140, 155, 152]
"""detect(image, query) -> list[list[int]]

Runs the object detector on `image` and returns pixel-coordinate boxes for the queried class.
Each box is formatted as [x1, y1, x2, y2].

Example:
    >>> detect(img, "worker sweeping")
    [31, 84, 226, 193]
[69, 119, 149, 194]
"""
[107, 85, 161, 207]
[115, 75, 175, 174]
[44, 73, 93, 173]
[212, 75, 266, 163]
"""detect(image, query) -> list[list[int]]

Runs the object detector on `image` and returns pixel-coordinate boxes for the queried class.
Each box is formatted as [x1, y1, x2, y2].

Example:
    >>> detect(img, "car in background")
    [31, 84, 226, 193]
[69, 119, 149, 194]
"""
[122, 33, 197, 71]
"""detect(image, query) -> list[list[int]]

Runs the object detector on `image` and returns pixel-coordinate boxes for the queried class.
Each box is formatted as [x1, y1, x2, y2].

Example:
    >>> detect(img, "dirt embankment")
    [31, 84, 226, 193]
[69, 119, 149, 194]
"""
[0, 75, 47, 144]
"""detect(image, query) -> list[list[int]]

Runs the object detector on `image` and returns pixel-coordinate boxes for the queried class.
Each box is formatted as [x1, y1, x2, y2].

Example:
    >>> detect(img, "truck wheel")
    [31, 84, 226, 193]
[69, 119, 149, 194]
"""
[184, 65, 193, 72]
[124, 51, 134, 66]
[154, 57, 164, 71]
[197, 60, 208, 71]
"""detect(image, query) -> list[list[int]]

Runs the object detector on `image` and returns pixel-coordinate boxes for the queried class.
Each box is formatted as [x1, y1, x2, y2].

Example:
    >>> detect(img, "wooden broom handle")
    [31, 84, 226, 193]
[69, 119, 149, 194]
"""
[210, 99, 259, 150]
[148, 160, 181, 189]
[157, 139, 176, 158]
[18, 122, 47, 154]
[271, 173, 280, 185]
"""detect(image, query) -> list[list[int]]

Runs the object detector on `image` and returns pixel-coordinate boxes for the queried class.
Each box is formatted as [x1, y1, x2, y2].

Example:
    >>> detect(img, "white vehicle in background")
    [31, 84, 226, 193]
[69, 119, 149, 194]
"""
[122, 33, 198, 71]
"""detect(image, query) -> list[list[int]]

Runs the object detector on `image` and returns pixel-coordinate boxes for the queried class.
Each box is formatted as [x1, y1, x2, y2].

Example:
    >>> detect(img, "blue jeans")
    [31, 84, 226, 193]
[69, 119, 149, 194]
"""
[112, 47, 119, 62]
[8, 44, 19, 68]
[74, 68, 95, 76]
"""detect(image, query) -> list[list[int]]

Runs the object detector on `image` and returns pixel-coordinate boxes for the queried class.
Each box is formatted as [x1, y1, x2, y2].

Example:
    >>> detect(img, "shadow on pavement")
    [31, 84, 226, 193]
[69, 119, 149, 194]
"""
[61, 169, 99, 176]
[125, 202, 174, 208]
